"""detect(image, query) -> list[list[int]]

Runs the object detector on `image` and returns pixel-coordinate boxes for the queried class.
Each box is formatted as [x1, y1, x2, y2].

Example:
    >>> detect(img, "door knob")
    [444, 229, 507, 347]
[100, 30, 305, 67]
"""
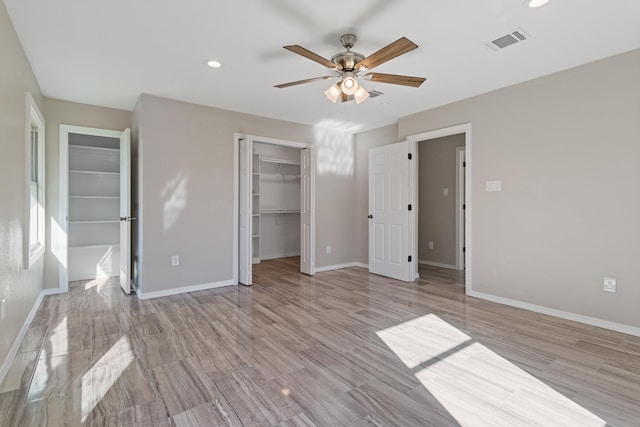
[368, 215, 373, 219]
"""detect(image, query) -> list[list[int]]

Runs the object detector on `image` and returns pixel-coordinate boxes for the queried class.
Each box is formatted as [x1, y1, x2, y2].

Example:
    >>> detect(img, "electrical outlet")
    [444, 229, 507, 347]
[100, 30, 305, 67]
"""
[171, 255, 180, 266]
[1, 299, 6, 320]
[603, 277, 616, 293]
[326, 245, 332, 254]
[428, 241, 434, 250]
[443, 188, 449, 196]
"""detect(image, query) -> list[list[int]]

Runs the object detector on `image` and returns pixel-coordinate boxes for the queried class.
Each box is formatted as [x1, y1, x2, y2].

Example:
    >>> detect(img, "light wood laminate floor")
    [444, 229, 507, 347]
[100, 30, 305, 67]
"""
[1, 258, 639, 426]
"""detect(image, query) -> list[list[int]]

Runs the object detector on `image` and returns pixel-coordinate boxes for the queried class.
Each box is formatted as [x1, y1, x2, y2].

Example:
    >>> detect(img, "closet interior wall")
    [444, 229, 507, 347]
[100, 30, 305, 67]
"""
[253, 142, 301, 262]
[67, 133, 121, 281]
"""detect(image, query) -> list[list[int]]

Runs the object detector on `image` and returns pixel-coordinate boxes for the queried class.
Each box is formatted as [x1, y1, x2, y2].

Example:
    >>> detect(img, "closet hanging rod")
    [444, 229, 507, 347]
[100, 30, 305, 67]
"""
[260, 157, 301, 165]
[260, 209, 300, 214]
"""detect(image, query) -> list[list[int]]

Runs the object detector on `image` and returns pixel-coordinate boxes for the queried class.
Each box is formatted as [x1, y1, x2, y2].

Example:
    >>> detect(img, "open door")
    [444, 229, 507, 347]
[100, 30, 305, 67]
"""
[238, 138, 252, 285]
[119, 128, 132, 294]
[369, 141, 412, 282]
[300, 147, 314, 275]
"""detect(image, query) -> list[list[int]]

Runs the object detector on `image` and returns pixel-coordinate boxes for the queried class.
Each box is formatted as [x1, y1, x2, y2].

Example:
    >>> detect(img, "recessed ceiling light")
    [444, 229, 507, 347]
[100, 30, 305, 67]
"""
[528, 0, 550, 8]
[206, 60, 222, 68]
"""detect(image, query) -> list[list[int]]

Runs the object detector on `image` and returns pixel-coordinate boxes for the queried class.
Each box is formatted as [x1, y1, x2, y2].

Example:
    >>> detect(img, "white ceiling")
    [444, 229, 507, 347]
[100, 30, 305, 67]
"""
[6, 0, 640, 132]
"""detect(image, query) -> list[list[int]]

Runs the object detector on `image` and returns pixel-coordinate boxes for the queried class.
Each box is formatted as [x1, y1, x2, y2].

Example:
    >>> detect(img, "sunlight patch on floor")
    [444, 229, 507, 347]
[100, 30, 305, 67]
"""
[377, 314, 606, 426]
[82, 277, 112, 292]
[81, 335, 134, 422]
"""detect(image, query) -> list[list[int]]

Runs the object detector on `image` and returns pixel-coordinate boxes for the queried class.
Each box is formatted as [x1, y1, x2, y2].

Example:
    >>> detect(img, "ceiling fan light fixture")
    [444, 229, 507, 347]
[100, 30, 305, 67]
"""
[324, 83, 341, 103]
[341, 73, 359, 96]
[353, 86, 370, 104]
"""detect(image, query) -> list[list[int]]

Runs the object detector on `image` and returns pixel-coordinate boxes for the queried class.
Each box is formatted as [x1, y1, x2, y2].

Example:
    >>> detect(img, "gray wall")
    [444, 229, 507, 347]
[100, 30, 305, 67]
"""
[0, 0, 44, 372]
[417, 134, 465, 266]
[134, 95, 357, 294]
[398, 49, 640, 328]
[41, 98, 132, 290]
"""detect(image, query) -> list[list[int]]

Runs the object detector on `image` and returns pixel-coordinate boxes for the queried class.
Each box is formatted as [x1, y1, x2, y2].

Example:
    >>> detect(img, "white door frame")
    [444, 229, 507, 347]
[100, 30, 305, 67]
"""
[456, 146, 466, 270]
[58, 125, 128, 293]
[407, 123, 472, 294]
[233, 133, 315, 285]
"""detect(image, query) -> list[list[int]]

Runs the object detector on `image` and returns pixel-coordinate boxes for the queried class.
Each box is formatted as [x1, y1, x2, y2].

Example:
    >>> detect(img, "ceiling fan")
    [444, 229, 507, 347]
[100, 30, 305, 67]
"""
[275, 34, 426, 104]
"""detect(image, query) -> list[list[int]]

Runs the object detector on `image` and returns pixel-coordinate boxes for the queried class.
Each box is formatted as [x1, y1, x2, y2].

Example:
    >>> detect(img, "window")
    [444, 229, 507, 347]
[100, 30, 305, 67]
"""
[25, 92, 45, 268]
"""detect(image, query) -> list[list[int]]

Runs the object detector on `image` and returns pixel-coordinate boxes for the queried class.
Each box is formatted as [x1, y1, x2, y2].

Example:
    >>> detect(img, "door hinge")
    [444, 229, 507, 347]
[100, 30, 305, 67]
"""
[463, 204, 466, 210]
[408, 255, 412, 262]
[408, 204, 412, 211]
[463, 161, 466, 167]
[408, 153, 412, 160]
[463, 247, 466, 253]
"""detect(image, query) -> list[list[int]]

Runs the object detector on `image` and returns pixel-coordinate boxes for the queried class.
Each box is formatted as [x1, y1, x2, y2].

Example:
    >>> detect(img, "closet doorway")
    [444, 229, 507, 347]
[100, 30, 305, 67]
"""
[236, 135, 315, 285]
[58, 125, 132, 294]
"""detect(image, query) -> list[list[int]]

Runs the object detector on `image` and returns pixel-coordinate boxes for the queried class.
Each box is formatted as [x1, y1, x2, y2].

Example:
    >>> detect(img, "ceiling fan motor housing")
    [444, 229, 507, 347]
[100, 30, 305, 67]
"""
[332, 34, 364, 71]
[332, 51, 365, 71]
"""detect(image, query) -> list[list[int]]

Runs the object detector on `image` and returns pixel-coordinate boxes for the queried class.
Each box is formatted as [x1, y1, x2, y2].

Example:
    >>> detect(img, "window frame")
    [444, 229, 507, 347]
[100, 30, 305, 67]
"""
[25, 92, 46, 268]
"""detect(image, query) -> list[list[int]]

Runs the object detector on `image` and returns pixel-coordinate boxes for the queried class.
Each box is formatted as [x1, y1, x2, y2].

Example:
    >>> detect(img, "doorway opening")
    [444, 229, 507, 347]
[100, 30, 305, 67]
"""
[58, 125, 131, 294]
[234, 134, 315, 286]
[416, 135, 465, 271]
[408, 123, 472, 294]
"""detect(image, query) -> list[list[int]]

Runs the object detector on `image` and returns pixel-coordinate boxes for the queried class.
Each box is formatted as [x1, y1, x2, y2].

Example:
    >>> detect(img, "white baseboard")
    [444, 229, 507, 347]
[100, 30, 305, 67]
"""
[261, 252, 301, 261]
[315, 262, 368, 273]
[0, 289, 49, 386]
[135, 279, 235, 300]
[418, 260, 459, 270]
[468, 290, 640, 338]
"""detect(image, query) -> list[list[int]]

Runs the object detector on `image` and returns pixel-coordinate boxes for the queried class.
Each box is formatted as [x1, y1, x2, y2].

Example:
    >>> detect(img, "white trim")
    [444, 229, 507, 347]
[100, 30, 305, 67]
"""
[408, 141, 417, 281]
[233, 135, 239, 284]
[25, 92, 46, 269]
[261, 251, 301, 261]
[455, 146, 465, 270]
[59, 125, 125, 294]
[468, 290, 640, 338]
[0, 289, 48, 385]
[418, 260, 458, 270]
[135, 279, 235, 300]
[315, 262, 367, 272]
[407, 123, 472, 295]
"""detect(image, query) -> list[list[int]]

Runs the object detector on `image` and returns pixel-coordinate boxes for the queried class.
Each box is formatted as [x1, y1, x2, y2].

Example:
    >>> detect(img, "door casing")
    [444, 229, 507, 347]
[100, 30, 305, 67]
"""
[233, 133, 315, 285]
[407, 123, 472, 293]
[58, 125, 131, 293]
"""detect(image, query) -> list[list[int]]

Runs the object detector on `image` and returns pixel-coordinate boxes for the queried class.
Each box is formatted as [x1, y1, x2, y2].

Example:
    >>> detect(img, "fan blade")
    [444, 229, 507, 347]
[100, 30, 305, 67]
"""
[355, 37, 418, 71]
[274, 76, 335, 88]
[365, 72, 426, 87]
[284, 45, 340, 70]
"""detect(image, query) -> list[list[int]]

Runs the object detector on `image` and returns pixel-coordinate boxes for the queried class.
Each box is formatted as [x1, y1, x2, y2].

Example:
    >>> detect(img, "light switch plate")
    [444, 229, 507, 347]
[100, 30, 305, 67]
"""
[603, 277, 616, 293]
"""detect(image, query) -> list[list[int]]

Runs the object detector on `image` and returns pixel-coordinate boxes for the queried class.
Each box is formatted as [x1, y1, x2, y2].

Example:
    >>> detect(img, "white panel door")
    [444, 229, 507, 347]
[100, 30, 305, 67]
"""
[238, 138, 252, 285]
[119, 128, 132, 294]
[300, 148, 314, 275]
[369, 141, 412, 281]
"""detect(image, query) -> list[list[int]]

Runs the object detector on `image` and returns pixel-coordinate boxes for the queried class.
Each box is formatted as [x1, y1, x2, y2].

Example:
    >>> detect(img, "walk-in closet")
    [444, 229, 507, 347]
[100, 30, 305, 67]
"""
[251, 142, 301, 264]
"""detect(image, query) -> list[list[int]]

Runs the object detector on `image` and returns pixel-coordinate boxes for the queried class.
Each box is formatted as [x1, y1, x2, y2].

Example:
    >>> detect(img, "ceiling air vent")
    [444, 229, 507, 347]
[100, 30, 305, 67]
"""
[368, 90, 384, 98]
[488, 28, 531, 50]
